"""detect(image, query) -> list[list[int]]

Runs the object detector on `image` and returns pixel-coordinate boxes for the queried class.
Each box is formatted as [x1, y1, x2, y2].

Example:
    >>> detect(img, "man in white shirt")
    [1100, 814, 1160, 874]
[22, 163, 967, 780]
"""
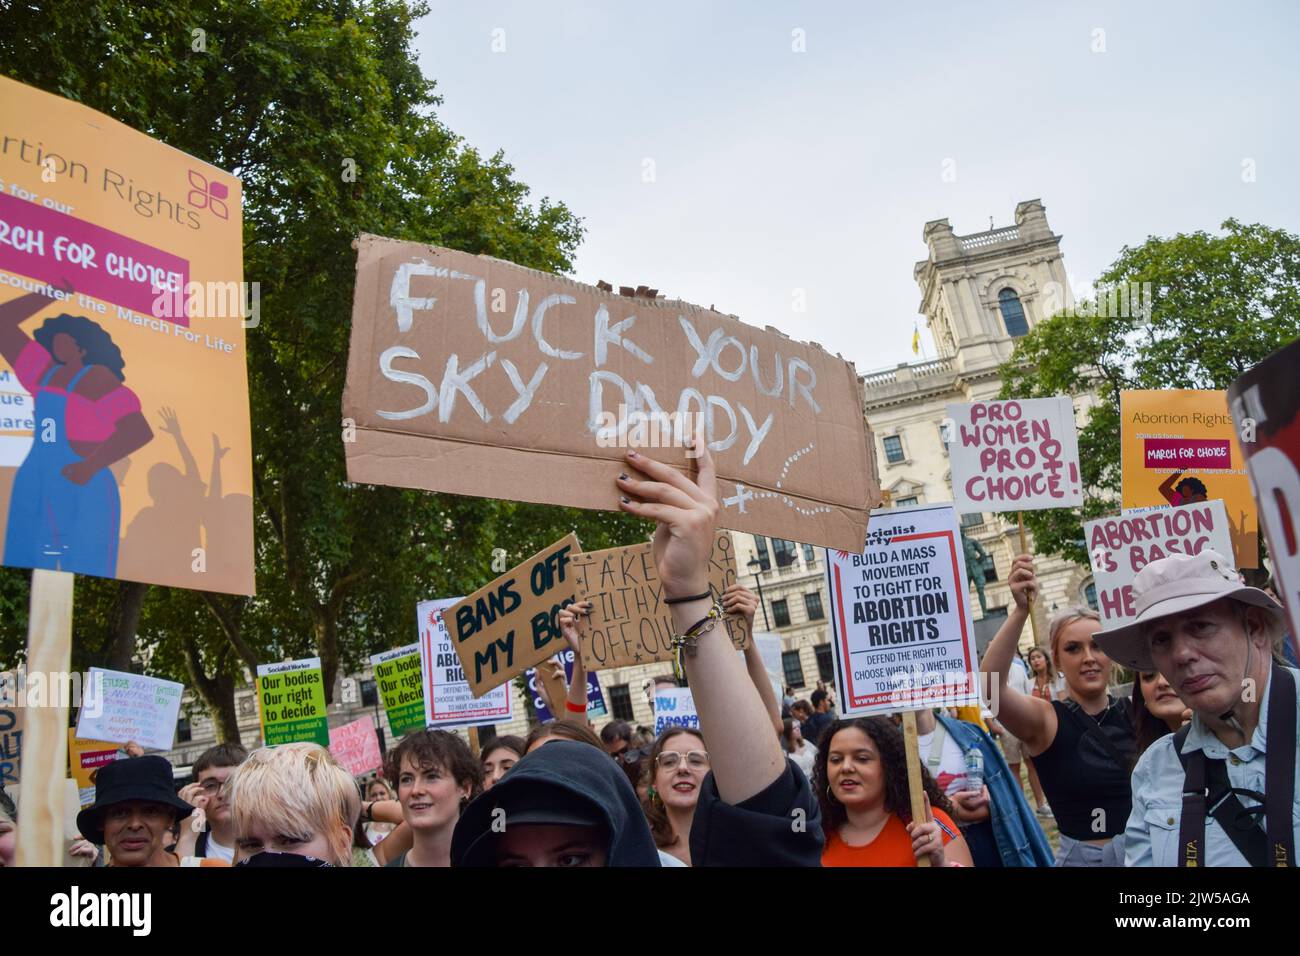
[1096, 550, 1298, 867]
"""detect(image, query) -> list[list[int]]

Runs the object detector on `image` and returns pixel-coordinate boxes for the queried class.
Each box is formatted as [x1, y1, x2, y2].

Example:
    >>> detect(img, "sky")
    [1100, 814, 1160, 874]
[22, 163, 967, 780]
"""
[414, 1, 1300, 375]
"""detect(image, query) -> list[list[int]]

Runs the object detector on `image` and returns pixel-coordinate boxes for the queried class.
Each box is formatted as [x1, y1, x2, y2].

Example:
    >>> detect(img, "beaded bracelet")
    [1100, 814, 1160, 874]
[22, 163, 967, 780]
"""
[669, 602, 725, 681]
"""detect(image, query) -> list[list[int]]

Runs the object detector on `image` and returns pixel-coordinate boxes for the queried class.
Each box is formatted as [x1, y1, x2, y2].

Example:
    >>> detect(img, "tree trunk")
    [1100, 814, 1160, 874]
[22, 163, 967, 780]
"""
[105, 581, 150, 671]
[317, 612, 338, 705]
[205, 672, 242, 745]
[180, 636, 242, 746]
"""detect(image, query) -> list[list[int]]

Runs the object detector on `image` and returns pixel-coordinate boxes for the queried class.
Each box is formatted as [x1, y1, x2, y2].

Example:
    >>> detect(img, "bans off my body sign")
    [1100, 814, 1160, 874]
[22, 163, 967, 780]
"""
[446, 533, 580, 697]
[341, 236, 877, 553]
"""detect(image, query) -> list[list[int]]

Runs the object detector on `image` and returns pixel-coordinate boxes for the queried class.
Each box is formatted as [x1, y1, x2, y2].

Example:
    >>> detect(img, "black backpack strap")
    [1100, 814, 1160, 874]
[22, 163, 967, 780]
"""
[1174, 724, 1207, 867]
[1174, 665, 1297, 868]
[1265, 663, 1296, 866]
[1203, 759, 1269, 867]
[195, 827, 209, 857]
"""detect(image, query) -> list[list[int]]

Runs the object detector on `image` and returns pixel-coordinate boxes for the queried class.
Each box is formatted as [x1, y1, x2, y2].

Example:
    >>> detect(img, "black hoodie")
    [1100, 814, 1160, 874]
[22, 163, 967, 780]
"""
[451, 740, 662, 867]
[451, 739, 825, 867]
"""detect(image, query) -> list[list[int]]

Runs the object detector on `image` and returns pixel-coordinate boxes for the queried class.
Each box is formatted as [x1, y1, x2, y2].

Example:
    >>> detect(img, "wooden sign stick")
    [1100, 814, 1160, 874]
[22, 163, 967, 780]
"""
[900, 709, 931, 868]
[1017, 512, 1042, 645]
[16, 570, 74, 867]
[466, 726, 481, 759]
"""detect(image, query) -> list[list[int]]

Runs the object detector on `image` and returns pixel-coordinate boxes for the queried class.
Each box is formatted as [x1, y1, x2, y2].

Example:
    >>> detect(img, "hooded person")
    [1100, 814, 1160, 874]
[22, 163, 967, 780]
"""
[452, 739, 660, 867]
[1095, 549, 1298, 867]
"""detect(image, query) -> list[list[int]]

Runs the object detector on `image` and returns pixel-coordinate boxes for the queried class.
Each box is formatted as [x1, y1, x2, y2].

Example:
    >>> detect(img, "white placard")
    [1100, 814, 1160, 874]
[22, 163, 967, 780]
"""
[74, 667, 183, 752]
[826, 504, 979, 715]
[1086, 499, 1236, 628]
[946, 397, 1083, 512]
[652, 686, 698, 737]
[418, 598, 514, 729]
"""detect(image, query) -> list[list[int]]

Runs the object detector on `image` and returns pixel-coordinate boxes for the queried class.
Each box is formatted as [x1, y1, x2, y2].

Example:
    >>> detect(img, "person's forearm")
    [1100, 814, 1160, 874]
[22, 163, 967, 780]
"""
[0, 290, 58, 328]
[366, 799, 405, 825]
[979, 606, 1029, 686]
[674, 597, 784, 804]
[173, 822, 199, 858]
[564, 653, 588, 719]
[742, 643, 783, 736]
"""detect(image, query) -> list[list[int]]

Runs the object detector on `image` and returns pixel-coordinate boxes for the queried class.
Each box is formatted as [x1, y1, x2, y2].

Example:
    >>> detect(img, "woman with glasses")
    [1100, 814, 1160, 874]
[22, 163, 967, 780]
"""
[641, 727, 709, 866]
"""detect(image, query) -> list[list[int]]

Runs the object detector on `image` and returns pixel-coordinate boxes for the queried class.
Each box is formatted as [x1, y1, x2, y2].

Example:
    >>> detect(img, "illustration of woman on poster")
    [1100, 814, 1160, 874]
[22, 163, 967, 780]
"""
[1158, 470, 1208, 506]
[0, 287, 153, 578]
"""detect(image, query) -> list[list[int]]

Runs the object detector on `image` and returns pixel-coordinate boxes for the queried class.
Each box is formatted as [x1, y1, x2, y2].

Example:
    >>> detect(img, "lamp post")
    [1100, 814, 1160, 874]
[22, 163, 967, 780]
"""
[747, 557, 772, 630]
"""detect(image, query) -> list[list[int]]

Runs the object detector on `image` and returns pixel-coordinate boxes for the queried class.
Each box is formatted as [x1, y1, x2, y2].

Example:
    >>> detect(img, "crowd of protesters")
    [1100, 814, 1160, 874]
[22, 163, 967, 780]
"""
[2, 443, 1295, 869]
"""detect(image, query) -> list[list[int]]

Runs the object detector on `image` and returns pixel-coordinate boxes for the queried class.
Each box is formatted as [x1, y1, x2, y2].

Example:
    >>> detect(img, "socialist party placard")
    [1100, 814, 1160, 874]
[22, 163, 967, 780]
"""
[827, 504, 979, 715]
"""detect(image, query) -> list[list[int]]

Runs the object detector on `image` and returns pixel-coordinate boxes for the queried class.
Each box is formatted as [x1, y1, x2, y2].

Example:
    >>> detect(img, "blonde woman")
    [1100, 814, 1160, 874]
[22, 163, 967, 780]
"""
[980, 556, 1135, 866]
[227, 743, 360, 867]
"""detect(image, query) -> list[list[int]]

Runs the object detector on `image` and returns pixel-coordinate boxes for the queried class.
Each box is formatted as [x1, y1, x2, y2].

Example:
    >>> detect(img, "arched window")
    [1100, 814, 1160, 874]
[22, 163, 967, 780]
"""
[998, 287, 1029, 337]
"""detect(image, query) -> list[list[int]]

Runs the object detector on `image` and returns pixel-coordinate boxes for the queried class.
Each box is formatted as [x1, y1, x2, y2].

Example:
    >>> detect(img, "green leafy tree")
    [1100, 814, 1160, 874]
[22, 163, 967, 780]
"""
[0, 0, 644, 741]
[999, 219, 1300, 565]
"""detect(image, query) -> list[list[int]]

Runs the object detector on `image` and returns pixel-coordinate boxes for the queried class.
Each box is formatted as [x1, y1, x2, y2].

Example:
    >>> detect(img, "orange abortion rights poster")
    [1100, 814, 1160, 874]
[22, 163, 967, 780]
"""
[0, 76, 253, 594]
[1120, 389, 1259, 569]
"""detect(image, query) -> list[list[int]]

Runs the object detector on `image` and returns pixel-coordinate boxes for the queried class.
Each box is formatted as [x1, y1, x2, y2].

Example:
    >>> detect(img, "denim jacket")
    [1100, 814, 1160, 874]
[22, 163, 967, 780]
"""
[937, 714, 1054, 867]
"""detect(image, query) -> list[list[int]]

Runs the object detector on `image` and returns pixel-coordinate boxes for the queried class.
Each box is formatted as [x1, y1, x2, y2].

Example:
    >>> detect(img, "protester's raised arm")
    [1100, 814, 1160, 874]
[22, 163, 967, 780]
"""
[725, 584, 783, 738]
[618, 445, 785, 805]
[363, 799, 405, 826]
[978, 555, 1055, 752]
[557, 600, 593, 723]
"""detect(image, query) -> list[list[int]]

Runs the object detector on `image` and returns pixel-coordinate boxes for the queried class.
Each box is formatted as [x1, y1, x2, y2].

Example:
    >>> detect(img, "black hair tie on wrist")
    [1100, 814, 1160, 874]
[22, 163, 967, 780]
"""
[664, 591, 712, 605]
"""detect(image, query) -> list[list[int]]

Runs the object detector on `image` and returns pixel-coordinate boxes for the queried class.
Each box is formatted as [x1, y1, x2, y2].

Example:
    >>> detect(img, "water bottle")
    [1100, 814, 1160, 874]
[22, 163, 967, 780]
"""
[963, 747, 984, 793]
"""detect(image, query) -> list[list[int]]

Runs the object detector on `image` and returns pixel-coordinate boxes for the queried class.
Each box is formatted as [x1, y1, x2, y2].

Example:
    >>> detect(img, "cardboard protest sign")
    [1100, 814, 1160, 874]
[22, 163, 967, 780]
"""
[528, 649, 608, 721]
[370, 644, 426, 738]
[0, 75, 253, 593]
[67, 730, 117, 808]
[419, 598, 514, 725]
[1, 674, 22, 786]
[341, 235, 878, 553]
[652, 686, 699, 736]
[826, 504, 979, 715]
[74, 667, 183, 752]
[1085, 500, 1235, 628]
[445, 534, 580, 697]
[572, 530, 750, 670]
[328, 716, 383, 777]
[255, 658, 329, 747]
[1121, 390, 1258, 567]
[1229, 339, 1300, 651]
[946, 398, 1082, 512]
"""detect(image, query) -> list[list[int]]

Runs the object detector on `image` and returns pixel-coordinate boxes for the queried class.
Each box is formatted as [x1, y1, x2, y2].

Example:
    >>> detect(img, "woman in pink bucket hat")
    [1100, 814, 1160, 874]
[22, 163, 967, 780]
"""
[1095, 548, 1297, 867]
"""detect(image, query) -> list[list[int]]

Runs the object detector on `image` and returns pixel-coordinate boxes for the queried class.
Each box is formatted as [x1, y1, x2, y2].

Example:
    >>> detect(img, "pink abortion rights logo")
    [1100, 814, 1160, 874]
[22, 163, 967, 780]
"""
[187, 169, 231, 220]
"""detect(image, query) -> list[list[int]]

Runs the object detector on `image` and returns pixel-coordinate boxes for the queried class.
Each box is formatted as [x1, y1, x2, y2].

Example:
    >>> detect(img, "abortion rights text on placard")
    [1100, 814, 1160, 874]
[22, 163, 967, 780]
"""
[827, 504, 978, 715]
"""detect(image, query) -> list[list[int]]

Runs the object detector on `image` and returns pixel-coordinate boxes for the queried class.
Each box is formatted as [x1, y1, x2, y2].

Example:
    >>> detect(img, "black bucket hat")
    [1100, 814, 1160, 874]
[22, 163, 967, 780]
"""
[76, 755, 193, 844]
